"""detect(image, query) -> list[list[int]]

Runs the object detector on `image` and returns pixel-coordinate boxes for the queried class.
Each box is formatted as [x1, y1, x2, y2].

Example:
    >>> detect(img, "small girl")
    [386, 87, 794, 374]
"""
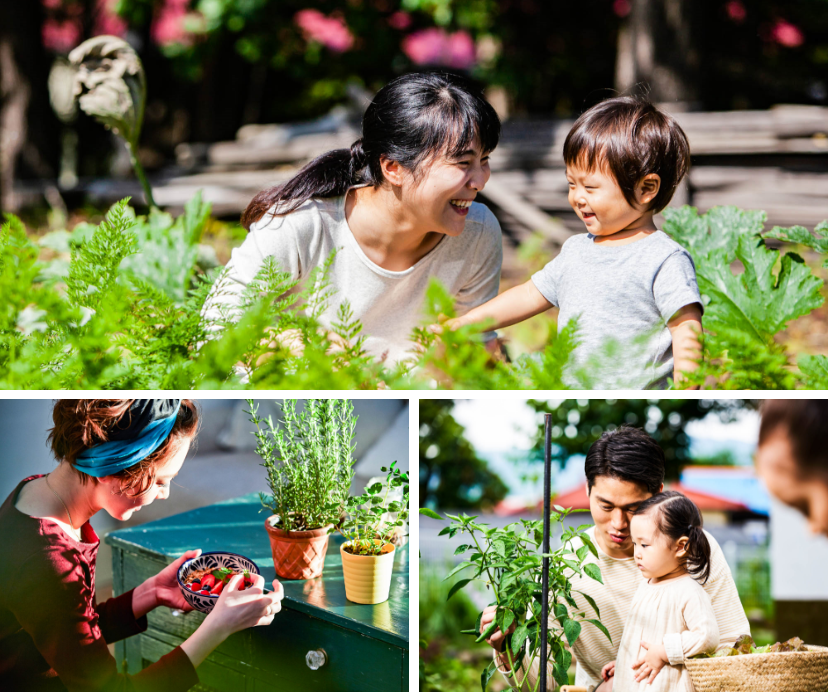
[601, 491, 719, 692]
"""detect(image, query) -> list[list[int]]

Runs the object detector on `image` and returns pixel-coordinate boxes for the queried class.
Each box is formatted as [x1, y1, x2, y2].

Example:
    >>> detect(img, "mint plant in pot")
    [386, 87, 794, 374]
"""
[419, 505, 610, 691]
[248, 399, 356, 580]
[337, 461, 409, 604]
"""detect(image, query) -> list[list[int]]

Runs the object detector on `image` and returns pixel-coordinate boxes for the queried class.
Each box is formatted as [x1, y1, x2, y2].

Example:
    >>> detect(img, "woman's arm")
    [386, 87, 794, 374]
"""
[450, 280, 553, 332]
[668, 303, 702, 389]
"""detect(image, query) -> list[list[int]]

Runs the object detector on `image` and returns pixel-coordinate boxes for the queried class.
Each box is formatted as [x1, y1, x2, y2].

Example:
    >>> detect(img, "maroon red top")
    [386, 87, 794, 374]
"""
[0, 475, 199, 692]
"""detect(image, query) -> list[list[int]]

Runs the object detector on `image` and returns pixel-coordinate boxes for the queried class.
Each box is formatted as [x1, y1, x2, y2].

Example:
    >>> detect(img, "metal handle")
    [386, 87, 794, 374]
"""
[305, 649, 327, 670]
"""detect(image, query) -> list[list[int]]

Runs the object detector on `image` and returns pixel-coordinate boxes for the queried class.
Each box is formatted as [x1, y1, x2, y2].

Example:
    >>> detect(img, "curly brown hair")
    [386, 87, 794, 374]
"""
[48, 399, 200, 496]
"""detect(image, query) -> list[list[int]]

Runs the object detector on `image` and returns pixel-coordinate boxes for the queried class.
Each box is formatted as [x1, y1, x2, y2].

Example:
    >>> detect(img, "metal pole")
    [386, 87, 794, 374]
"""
[540, 413, 552, 692]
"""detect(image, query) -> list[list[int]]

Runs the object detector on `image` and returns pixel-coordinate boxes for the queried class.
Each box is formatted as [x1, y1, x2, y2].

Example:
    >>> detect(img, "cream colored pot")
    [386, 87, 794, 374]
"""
[340, 541, 396, 604]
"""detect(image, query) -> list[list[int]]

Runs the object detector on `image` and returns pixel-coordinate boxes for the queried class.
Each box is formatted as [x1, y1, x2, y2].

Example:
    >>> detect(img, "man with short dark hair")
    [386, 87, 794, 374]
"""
[481, 427, 749, 691]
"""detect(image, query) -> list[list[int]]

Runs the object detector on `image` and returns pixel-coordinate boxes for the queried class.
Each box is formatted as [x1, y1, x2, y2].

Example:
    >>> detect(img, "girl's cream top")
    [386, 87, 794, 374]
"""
[611, 573, 719, 692]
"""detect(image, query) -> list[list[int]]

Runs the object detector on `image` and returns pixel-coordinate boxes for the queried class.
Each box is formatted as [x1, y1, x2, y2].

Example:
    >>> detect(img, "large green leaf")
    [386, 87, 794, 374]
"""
[766, 222, 828, 266]
[663, 205, 766, 259]
[799, 354, 828, 389]
[697, 235, 823, 343]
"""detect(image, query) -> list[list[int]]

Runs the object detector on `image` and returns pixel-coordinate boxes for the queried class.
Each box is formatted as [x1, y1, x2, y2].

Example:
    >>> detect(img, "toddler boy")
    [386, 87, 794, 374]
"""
[450, 96, 702, 389]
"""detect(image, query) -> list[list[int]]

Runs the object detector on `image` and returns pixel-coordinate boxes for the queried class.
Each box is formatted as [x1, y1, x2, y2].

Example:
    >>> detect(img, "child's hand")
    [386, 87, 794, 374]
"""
[601, 660, 616, 681]
[427, 313, 460, 336]
[631, 641, 668, 684]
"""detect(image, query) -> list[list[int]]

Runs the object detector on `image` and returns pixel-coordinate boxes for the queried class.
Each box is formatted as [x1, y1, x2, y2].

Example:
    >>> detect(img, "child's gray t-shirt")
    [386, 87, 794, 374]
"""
[531, 231, 702, 389]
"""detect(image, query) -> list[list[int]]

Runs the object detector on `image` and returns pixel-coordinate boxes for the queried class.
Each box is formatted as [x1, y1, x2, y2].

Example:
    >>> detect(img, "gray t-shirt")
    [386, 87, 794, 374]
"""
[203, 195, 503, 364]
[531, 231, 702, 389]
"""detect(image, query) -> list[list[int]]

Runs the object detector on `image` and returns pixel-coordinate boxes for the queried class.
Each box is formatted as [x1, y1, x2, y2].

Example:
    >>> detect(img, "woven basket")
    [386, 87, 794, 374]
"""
[684, 645, 828, 692]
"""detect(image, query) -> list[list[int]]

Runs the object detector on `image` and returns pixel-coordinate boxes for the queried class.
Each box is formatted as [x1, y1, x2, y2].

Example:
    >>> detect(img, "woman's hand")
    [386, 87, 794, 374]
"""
[206, 573, 283, 636]
[631, 641, 668, 684]
[601, 660, 616, 681]
[480, 604, 516, 670]
[153, 549, 204, 612]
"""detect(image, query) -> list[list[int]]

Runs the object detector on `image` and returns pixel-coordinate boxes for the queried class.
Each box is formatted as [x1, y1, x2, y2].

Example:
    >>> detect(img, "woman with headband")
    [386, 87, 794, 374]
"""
[0, 399, 283, 692]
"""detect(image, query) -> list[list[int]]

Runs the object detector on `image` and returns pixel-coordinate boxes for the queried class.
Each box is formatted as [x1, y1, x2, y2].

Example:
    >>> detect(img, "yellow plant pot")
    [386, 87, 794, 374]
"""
[340, 541, 396, 604]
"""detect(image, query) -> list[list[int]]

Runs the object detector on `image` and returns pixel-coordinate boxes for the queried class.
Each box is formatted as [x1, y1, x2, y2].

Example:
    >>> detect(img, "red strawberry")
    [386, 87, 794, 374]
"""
[200, 574, 216, 590]
[200, 590, 211, 595]
[210, 580, 224, 596]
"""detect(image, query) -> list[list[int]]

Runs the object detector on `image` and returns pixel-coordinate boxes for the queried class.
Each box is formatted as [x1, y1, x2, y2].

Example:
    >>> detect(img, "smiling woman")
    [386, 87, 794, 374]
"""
[203, 72, 504, 366]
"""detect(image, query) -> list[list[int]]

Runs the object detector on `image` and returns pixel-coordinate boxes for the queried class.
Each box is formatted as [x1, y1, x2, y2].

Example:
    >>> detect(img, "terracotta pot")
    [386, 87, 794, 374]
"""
[264, 515, 332, 580]
[340, 541, 396, 604]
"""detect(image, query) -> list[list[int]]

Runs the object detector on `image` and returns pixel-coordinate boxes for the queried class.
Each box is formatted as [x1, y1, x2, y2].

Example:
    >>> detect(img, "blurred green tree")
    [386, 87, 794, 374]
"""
[527, 399, 756, 481]
[419, 399, 508, 510]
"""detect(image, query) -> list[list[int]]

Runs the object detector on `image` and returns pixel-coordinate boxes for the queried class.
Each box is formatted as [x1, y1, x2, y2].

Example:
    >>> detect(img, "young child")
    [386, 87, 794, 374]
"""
[601, 491, 719, 692]
[448, 96, 703, 389]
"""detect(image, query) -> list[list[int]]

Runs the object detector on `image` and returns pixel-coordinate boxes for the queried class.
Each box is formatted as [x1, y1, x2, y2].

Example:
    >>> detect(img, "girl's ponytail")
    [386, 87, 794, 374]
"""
[242, 72, 501, 230]
[684, 523, 712, 585]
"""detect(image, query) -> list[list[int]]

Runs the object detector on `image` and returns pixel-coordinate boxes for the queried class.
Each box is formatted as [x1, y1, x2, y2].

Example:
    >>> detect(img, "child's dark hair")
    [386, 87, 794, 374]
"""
[563, 96, 690, 213]
[634, 490, 711, 584]
[242, 72, 501, 229]
[585, 426, 666, 495]
[759, 400, 828, 478]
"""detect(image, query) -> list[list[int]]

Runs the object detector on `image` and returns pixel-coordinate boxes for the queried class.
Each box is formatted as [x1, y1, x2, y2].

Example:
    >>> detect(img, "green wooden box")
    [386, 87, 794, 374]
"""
[104, 493, 409, 692]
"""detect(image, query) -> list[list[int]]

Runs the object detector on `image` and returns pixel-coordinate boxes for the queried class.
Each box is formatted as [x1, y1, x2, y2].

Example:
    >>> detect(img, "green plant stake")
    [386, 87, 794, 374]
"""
[420, 504, 610, 690]
[69, 36, 156, 210]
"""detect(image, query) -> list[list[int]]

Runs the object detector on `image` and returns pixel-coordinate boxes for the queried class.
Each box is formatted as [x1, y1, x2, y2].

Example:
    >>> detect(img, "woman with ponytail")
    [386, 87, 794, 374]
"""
[0, 400, 283, 692]
[205, 71, 503, 364]
[601, 491, 720, 691]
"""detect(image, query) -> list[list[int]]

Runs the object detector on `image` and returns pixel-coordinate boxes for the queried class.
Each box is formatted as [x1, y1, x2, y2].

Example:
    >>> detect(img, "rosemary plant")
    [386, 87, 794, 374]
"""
[420, 506, 610, 691]
[248, 399, 357, 531]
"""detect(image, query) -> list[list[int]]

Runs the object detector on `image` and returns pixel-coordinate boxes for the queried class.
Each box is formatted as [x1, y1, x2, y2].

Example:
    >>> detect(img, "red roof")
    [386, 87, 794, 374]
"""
[494, 482, 750, 516]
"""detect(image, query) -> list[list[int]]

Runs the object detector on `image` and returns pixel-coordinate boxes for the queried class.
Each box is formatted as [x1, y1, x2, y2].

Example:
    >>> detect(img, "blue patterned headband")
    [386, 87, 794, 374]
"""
[75, 400, 182, 477]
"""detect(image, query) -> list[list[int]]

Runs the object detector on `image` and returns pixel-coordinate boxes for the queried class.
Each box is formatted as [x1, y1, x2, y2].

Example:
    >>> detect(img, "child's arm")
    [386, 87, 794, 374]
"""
[668, 303, 702, 389]
[449, 280, 553, 331]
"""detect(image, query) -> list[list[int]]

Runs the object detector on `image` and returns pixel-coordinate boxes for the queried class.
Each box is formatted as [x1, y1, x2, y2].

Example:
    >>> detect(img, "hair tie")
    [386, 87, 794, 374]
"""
[75, 399, 181, 477]
[687, 525, 694, 531]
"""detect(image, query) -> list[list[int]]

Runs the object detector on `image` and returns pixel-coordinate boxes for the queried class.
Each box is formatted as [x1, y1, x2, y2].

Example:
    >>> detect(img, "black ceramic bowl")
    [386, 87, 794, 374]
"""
[176, 551, 260, 614]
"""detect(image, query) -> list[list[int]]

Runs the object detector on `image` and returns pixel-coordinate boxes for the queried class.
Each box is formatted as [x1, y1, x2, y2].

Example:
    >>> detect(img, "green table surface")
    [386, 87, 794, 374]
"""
[104, 492, 409, 649]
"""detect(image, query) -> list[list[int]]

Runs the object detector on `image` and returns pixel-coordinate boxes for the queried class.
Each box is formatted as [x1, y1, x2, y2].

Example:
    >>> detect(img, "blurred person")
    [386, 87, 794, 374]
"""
[0, 399, 283, 692]
[756, 399, 828, 537]
[205, 72, 503, 367]
[445, 96, 702, 389]
[479, 427, 748, 692]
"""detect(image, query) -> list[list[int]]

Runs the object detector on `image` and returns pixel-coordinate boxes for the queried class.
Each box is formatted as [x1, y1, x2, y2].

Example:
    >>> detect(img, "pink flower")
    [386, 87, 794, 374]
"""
[41, 0, 63, 9]
[402, 28, 477, 69]
[94, 0, 127, 37]
[151, 0, 193, 47]
[42, 18, 82, 52]
[770, 19, 804, 48]
[402, 27, 446, 65]
[387, 11, 412, 30]
[612, 0, 631, 18]
[446, 31, 476, 69]
[295, 9, 354, 53]
[725, 1, 746, 23]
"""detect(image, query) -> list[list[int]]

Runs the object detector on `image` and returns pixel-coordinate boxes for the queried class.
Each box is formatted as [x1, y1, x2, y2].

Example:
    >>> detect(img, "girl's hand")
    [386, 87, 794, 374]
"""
[153, 549, 203, 612]
[631, 641, 668, 684]
[601, 660, 616, 681]
[205, 574, 284, 636]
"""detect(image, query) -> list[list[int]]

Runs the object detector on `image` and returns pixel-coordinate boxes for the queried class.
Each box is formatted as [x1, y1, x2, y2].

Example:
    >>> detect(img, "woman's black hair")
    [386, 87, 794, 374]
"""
[242, 71, 501, 229]
[585, 426, 665, 495]
[634, 490, 712, 585]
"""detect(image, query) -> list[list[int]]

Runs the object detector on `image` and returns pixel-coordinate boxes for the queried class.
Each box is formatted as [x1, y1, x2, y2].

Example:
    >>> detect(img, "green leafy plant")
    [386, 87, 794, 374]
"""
[419, 506, 609, 691]
[248, 399, 357, 531]
[337, 460, 409, 556]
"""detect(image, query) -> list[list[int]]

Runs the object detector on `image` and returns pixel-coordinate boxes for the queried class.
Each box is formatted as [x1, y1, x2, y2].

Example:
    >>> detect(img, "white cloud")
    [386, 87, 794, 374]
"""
[452, 399, 540, 452]
[685, 409, 760, 444]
